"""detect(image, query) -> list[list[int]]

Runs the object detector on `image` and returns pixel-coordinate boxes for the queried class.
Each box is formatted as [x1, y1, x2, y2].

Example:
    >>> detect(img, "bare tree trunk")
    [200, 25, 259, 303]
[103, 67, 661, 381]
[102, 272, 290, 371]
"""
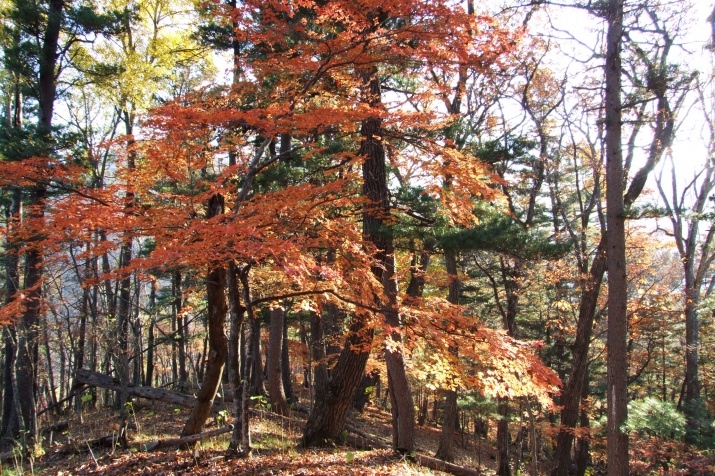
[239, 271, 255, 454]
[301, 318, 374, 445]
[181, 195, 228, 437]
[281, 316, 296, 405]
[171, 277, 178, 385]
[605, 0, 628, 472]
[227, 263, 246, 452]
[436, 251, 459, 462]
[132, 276, 143, 386]
[551, 242, 606, 476]
[145, 286, 156, 387]
[174, 270, 188, 390]
[496, 400, 511, 476]
[267, 306, 288, 415]
[43, 319, 58, 413]
[311, 310, 328, 396]
[361, 63, 415, 454]
[574, 369, 590, 476]
[249, 315, 264, 396]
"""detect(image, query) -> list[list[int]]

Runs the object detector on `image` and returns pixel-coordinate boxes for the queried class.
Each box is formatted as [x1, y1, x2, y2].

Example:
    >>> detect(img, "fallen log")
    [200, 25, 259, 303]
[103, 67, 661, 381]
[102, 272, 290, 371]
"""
[143, 425, 234, 451]
[416, 455, 482, 476]
[88, 434, 122, 449]
[75, 369, 198, 408]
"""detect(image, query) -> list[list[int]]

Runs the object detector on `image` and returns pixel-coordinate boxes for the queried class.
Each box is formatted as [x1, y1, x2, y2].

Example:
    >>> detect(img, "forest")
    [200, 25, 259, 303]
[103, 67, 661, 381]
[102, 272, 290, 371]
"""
[0, 0, 714, 474]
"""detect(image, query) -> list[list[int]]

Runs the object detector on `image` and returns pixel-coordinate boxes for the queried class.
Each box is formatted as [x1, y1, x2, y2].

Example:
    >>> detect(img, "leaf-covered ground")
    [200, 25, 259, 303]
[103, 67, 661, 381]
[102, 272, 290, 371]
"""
[6, 399, 494, 475]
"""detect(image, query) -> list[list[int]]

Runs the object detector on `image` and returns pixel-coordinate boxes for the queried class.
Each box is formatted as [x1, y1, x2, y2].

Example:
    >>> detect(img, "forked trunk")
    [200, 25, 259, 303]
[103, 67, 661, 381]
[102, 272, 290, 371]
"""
[301, 319, 374, 445]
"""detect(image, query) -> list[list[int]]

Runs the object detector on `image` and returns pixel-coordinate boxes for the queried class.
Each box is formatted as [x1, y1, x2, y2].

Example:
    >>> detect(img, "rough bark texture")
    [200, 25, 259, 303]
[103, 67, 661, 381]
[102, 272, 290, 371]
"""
[145, 287, 156, 387]
[605, 0, 628, 472]
[267, 306, 289, 415]
[359, 63, 414, 453]
[227, 263, 246, 452]
[301, 319, 374, 445]
[496, 400, 511, 476]
[181, 194, 228, 437]
[10, 0, 64, 454]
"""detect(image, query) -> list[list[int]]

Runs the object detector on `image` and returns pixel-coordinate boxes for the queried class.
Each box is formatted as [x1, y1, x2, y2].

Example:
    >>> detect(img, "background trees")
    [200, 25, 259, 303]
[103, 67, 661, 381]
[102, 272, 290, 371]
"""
[0, 0, 714, 473]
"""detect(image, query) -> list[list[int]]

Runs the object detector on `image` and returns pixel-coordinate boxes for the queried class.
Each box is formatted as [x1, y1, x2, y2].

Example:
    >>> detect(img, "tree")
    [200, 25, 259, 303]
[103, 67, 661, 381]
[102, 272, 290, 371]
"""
[655, 81, 715, 443]
[604, 0, 628, 471]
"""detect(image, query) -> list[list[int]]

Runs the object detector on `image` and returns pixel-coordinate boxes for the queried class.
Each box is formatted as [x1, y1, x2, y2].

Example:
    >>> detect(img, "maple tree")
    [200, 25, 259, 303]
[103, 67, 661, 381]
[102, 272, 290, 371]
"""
[2, 0, 715, 474]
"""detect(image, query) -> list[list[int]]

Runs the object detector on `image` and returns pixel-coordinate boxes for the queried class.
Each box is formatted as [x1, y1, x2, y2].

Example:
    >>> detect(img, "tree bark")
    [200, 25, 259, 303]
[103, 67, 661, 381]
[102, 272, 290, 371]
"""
[74, 369, 198, 408]
[181, 194, 228, 437]
[227, 263, 246, 452]
[605, 0, 628, 472]
[267, 306, 288, 415]
[175, 270, 188, 390]
[360, 62, 415, 453]
[436, 251, 459, 462]
[301, 318, 374, 445]
[145, 287, 156, 387]
[311, 310, 328, 397]
[239, 271, 255, 453]
[281, 315, 296, 405]
[14, 185, 46, 453]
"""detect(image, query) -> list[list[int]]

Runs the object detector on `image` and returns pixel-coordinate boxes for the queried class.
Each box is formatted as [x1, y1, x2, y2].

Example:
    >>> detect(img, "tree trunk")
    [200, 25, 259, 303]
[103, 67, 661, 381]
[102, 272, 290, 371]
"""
[436, 251, 459, 462]
[605, 0, 628, 472]
[174, 270, 188, 390]
[574, 368, 591, 476]
[227, 263, 246, 452]
[239, 271, 255, 453]
[0, 329, 19, 450]
[15, 185, 46, 453]
[267, 306, 288, 415]
[250, 316, 264, 397]
[145, 287, 156, 387]
[684, 264, 701, 442]
[311, 310, 328, 396]
[496, 400, 511, 476]
[360, 62, 415, 453]
[353, 370, 380, 412]
[132, 276, 143, 387]
[74, 369, 198, 408]
[551, 241, 607, 476]
[301, 319, 374, 446]
[304, 13, 419, 446]
[281, 315, 296, 405]
[181, 194, 228, 437]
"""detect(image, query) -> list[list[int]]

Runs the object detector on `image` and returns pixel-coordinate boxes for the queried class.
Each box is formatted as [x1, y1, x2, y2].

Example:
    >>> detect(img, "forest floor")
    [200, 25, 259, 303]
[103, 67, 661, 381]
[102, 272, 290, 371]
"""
[1, 398, 498, 475]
